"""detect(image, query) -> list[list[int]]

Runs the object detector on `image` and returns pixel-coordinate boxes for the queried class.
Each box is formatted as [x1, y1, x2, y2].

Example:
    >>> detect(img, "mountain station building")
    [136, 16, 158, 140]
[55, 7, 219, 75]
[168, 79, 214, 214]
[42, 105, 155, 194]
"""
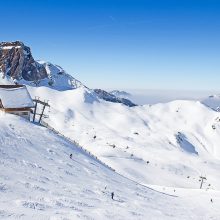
[0, 85, 34, 120]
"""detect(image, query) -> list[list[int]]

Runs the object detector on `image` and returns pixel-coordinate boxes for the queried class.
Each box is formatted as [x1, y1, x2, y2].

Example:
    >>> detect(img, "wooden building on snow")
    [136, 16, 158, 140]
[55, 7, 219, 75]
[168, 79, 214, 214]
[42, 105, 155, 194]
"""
[0, 85, 34, 120]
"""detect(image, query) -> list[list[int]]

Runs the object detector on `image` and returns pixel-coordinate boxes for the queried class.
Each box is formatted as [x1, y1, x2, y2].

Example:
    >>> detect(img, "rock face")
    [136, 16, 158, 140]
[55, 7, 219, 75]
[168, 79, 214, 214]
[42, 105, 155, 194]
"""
[94, 89, 137, 107]
[0, 41, 47, 81]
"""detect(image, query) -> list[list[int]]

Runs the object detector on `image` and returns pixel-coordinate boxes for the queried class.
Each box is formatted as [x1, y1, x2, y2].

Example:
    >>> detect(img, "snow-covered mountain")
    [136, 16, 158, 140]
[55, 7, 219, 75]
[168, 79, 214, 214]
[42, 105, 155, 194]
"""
[1, 41, 220, 219]
[0, 41, 84, 91]
[0, 41, 137, 107]
[202, 94, 220, 111]
[28, 86, 220, 191]
[0, 113, 219, 219]
[94, 89, 136, 107]
[109, 90, 132, 99]
[30, 61, 85, 91]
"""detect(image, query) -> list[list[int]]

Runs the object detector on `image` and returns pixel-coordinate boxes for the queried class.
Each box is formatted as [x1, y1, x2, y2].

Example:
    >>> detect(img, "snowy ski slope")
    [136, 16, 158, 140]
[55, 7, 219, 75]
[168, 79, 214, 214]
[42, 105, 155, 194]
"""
[29, 86, 220, 191]
[0, 114, 220, 219]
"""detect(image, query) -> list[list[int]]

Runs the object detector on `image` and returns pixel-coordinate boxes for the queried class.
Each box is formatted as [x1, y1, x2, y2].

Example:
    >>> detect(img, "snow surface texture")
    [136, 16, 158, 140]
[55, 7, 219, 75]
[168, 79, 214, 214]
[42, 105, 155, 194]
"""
[0, 114, 219, 219]
[29, 86, 220, 192]
[0, 86, 34, 108]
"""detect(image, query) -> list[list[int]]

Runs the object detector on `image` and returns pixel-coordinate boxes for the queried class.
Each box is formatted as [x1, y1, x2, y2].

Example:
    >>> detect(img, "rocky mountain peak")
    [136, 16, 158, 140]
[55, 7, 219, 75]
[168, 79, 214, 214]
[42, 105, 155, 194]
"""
[0, 41, 84, 91]
[0, 41, 24, 48]
[0, 41, 47, 81]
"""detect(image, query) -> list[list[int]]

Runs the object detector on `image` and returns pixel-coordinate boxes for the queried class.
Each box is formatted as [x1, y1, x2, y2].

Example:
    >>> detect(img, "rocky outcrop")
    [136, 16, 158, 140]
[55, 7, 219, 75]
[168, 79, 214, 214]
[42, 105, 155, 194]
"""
[0, 41, 47, 82]
[94, 89, 137, 107]
[110, 90, 131, 99]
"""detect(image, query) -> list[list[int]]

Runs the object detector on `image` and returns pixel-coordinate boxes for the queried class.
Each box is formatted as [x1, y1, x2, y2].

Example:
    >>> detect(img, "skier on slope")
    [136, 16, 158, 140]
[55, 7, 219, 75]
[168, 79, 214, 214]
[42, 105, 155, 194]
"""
[70, 153, 72, 159]
[111, 192, 114, 200]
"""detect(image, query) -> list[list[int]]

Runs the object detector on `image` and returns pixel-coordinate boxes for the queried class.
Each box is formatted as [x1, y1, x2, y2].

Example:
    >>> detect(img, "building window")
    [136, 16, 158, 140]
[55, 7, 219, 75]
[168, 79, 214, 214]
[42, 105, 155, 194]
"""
[22, 112, 29, 115]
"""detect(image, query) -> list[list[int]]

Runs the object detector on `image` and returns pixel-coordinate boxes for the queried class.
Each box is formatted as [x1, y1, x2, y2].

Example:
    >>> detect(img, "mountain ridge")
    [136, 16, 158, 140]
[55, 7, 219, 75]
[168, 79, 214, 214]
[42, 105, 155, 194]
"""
[0, 41, 135, 107]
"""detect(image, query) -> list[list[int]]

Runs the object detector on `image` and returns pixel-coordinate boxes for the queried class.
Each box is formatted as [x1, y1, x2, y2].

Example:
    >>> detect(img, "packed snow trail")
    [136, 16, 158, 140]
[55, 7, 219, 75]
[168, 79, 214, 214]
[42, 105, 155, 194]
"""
[0, 114, 220, 219]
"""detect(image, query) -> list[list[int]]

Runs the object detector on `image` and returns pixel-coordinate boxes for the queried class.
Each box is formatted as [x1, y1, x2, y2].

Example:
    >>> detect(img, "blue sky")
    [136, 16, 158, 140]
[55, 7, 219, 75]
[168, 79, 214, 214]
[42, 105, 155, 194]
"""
[1, 0, 220, 90]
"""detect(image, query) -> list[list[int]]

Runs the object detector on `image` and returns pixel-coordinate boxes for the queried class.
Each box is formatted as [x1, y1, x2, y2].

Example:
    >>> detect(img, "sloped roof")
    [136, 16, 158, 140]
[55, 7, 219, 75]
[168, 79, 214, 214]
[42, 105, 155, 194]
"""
[0, 85, 24, 89]
[0, 85, 34, 109]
